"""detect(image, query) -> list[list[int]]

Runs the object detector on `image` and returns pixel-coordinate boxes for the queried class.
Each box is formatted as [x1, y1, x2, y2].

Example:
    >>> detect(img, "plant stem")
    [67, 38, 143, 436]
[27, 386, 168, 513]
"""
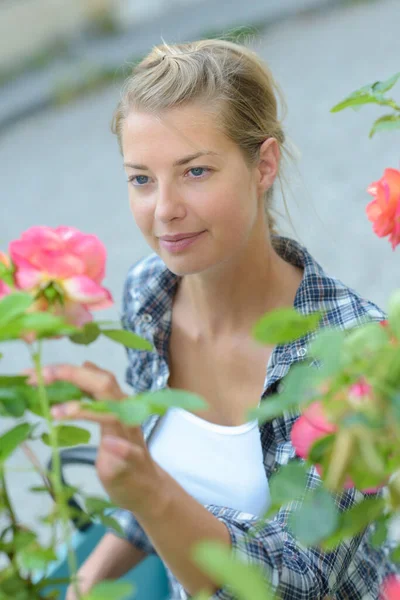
[31, 342, 81, 600]
[0, 469, 17, 564]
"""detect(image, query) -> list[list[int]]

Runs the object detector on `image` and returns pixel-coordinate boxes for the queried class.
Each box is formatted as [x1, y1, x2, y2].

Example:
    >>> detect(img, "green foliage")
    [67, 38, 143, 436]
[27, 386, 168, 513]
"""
[192, 540, 274, 600]
[253, 307, 323, 344]
[289, 486, 339, 546]
[41, 425, 91, 447]
[0, 423, 32, 463]
[84, 581, 135, 600]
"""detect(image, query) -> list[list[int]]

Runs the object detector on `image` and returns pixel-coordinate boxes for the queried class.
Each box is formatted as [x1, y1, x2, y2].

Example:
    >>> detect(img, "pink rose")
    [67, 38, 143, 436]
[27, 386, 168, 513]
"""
[9, 226, 113, 326]
[291, 381, 383, 493]
[366, 168, 400, 250]
[380, 576, 400, 599]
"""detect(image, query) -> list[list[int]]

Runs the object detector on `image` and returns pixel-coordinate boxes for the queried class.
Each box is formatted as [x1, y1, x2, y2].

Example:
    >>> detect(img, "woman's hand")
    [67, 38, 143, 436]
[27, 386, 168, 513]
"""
[24, 361, 168, 517]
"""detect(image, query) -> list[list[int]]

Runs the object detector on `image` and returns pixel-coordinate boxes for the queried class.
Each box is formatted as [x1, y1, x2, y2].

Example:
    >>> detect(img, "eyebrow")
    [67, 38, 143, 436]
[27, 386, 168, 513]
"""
[123, 151, 219, 170]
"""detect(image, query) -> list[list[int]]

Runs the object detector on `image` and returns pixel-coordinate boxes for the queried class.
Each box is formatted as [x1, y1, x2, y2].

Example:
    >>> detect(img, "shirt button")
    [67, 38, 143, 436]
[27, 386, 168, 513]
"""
[297, 347, 307, 358]
[141, 314, 153, 323]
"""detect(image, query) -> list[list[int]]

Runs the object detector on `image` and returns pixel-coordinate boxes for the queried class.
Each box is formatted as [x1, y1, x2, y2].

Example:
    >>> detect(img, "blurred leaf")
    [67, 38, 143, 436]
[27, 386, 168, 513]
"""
[390, 545, 400, 563]
[17, 543, 57, 571]
[41, 425, 90, 447]
[0, 387, 27, 417]
[138, 389, 208, 414]
[249, 363, 315, 423]
[388, 290, 400, 341]
[252, 308, 322, 344]
[192, 540, 273, 600]
[269, 462, 308, 508]
[0, 423, 32, 463]
[84, 581, 135, 600]
[106, 398, 151, 426]
[0, 293, 32, 325]
[308, 329, 347, 379]
[26, 381, 85, 416]
[13, 530, 37, 552]
[0, 312, 77, 341]
[289, 486, 338, 545]
[69, 322, 101, 345]
[0, 376, 29, 387]
[343, 321, 389, 361]
[308, 434, 335, 464]
[370, 114, 400, 137]
[372, 72, 400, 93]
[321, 497, 385, 550]
[370, 516, 389, 547]
[96, 515, 124, 536]
[85, 496, 116, 514]
[101, 328, 153, 351]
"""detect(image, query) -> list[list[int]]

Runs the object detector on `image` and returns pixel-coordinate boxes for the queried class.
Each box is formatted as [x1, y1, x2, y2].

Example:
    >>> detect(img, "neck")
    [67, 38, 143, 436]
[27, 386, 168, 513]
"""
[177, 227, 304, 341]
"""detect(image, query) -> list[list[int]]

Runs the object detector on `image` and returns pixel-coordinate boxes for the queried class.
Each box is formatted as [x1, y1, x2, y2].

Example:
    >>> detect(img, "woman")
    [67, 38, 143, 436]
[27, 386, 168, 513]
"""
[27, 40, 397, 599]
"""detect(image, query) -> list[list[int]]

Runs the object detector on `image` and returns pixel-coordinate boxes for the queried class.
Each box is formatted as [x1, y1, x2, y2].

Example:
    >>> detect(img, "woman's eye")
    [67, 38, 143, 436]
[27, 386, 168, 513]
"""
[187, 167, 210, 178]
[128, 175, 149, 186]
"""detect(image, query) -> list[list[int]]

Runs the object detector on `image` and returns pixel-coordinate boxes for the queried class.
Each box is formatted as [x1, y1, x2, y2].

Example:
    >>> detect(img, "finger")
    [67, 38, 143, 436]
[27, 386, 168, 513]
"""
[50, 402, 121, 425]
[39, 364, 125, 400]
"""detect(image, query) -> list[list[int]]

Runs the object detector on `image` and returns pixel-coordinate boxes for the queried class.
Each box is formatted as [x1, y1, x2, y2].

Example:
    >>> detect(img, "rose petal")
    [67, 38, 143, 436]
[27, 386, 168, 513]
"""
[291, 414, 331, 460]
[380, 575, 400, 600]
[14, 267, 43, 290]
[62, 276, 113, 308]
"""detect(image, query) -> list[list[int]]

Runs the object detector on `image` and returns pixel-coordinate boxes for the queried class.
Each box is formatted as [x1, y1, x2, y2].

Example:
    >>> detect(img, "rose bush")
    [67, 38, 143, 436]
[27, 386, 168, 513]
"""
[1, 73, 400, 600]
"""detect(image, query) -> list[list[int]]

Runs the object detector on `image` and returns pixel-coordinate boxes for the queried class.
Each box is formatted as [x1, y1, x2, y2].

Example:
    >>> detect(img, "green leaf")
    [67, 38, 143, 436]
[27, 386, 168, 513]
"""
[269, 462, 308, 508]
[13, 530, 37, 552]
[106, 398, 151, 426]
[42, 425, 90, 447]
[308, 434, 335, 463]
[388, 290, 400, 341]
[321, 497, 385, 550]
[41, 425, 90, 447]
[308, 329, 347, 379]
[289, 486, 338, 546]
[96, 515, 125, 536]
[85, 496, 116, 514]
[69, 322, 101, 345]
[0, 375, 29, 387]
[0, 312, 77, 341]
[26, 381, 85, 414]
[370, 516, 389, 547]
[0, 292, 32, 325]
[84, 581, 135, 600]
[17, 543, 57, 571]
[249, 363, 315, 423]
[343, 321, 389, 361]
[390, 545, 400, 563]
[369, 114, 400, 138]
[138, 389, 209, 414]
[372, 72, 400, 94]
[253, 308, 322, 345]
[331, 93, 387, 113]
[0, 423, 32, 463]
[101, 328, 153, 351]
[192, 540, 273, 600]
[0, 387, 27, 417]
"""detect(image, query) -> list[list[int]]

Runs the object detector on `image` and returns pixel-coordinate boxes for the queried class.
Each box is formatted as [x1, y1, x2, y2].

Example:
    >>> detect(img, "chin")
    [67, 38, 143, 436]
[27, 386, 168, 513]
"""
[160, 254, 216, 277]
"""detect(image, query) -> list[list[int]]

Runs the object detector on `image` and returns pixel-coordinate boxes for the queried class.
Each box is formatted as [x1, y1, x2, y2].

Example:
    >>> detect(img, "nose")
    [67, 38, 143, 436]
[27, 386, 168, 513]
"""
[154, 182, 186, 223]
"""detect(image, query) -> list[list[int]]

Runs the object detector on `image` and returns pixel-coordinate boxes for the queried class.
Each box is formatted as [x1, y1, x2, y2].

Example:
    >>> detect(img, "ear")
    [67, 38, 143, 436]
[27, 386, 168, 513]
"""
[255, 138, 280, 197]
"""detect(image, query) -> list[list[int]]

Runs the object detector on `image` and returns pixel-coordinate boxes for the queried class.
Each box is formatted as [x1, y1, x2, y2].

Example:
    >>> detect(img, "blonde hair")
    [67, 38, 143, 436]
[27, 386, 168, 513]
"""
[111, 38, 294, 234]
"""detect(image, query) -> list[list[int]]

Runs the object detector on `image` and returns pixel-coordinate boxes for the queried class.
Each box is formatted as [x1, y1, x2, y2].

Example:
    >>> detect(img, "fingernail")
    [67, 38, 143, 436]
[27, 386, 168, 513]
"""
[51, 405, 66, 418]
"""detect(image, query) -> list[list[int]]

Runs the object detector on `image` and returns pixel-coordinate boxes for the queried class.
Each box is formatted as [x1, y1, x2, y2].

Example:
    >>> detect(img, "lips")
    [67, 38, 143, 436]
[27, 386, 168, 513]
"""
[159, 232, 204, 242]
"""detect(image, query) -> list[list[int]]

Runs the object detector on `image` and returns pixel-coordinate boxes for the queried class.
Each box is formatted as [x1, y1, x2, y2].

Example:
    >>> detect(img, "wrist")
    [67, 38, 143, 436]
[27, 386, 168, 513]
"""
[137, 464, 174, 522]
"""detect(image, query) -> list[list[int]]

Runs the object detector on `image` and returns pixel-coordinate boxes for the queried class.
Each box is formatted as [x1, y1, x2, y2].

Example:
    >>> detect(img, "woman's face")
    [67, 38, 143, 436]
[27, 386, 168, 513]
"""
[121, 103, 273, 276]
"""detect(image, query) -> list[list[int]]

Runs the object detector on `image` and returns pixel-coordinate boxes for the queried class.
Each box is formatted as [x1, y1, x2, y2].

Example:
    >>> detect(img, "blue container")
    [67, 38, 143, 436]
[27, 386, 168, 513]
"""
[38, 446, 170, 600]
[38, 522, 170, 599]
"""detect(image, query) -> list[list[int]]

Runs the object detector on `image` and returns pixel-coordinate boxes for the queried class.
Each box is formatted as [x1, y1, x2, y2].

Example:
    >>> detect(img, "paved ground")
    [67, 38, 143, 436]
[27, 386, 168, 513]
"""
[1, 0, 400, 552]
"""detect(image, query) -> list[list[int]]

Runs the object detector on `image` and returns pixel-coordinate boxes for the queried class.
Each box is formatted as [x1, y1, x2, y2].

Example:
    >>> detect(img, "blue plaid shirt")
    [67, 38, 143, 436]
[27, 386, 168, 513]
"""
[111, 236, 398, 599]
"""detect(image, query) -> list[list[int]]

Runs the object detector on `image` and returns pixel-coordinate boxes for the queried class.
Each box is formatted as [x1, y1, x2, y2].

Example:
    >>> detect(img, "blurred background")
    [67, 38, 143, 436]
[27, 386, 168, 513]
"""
[1, 0, 399, 548]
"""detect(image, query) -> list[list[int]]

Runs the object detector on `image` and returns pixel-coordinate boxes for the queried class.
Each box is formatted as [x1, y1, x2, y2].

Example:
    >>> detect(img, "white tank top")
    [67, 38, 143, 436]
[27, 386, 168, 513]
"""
[148, 406, 271, 518]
